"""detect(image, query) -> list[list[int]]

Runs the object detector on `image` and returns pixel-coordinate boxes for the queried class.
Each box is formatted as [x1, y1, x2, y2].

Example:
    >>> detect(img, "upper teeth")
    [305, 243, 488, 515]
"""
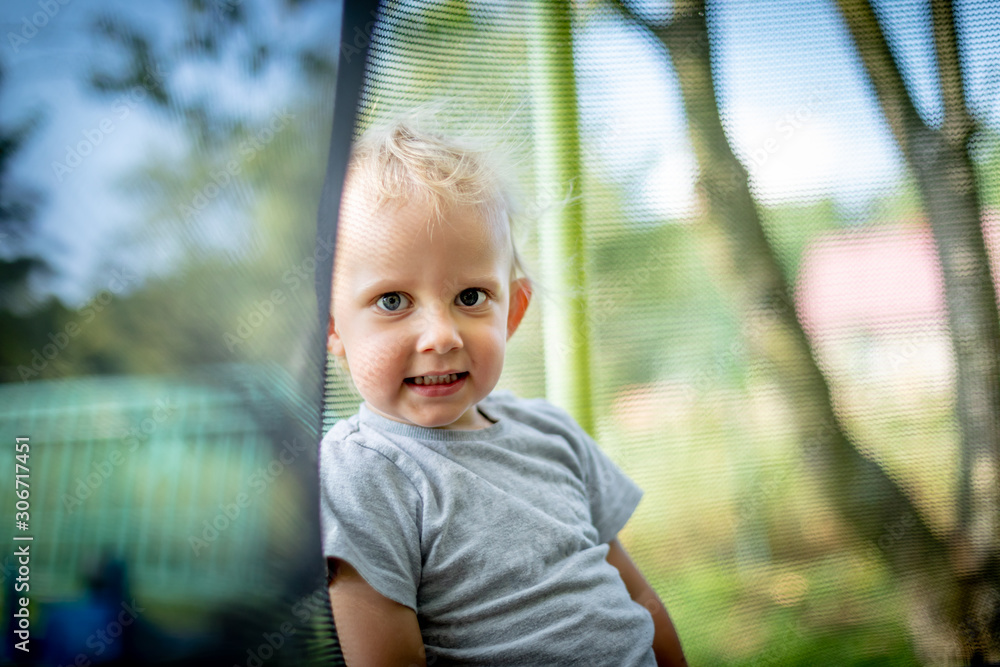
[413, 374, 459, 385]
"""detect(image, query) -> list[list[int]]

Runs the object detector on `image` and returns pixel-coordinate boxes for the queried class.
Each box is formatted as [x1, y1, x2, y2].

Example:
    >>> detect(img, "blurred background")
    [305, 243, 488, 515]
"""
[1, 0, 344, 664]
[3, 0, 1000, 665]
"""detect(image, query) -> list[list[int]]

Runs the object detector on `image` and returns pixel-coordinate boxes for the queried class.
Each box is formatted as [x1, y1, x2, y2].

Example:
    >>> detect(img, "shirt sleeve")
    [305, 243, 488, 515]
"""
[521, 397, 644, 545]
[319, 425, 423, 611]
[574, 423, 644, 544]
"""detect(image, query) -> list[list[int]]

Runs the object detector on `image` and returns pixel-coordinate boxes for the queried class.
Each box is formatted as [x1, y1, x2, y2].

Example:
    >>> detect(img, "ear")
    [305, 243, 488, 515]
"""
[327, 314, 345, 356]
[506, 278, 532, 340]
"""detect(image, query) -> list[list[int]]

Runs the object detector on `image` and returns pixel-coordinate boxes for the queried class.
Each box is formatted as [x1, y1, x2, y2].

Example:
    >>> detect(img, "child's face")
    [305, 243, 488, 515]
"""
[328, 190, 530, 430]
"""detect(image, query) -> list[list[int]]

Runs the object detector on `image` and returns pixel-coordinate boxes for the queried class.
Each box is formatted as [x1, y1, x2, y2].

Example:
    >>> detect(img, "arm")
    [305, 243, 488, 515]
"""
[327, 558, 426, 667]
[605, 539, 688, 667]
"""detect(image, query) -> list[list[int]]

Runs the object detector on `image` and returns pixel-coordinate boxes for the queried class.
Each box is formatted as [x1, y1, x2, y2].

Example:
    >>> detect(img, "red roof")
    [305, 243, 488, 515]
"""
[795, 213, 1000, 336]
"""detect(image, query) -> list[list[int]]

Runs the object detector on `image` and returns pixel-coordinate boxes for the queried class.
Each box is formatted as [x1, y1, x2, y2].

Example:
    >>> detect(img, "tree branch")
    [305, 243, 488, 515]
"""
[930, 0, 975, 145]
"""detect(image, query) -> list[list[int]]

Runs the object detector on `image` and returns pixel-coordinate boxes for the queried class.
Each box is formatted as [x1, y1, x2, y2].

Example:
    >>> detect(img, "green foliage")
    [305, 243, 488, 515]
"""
[972, 127, 1000, 211]
[758, 198, 838, 284]
[2, 1, 338, 380]
[587, 218, 738, 387]
[0, 62, 47, 315]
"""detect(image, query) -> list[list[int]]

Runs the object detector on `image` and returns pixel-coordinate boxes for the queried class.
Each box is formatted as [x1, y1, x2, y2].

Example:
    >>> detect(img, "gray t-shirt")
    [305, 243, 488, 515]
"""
[319, 391, 655, 666]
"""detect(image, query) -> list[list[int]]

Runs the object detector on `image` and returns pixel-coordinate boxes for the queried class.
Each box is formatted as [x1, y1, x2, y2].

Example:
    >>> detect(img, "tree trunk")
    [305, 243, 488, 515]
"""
[835, 0, 1000, 659]
[611, 0, 961, 654]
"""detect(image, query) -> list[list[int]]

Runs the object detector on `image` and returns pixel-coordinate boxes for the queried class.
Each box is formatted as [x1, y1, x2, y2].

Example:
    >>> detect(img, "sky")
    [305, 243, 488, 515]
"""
[1, 0, 340, 304]
[576, 0, 1000, 218]
[2, 0, 999, 303]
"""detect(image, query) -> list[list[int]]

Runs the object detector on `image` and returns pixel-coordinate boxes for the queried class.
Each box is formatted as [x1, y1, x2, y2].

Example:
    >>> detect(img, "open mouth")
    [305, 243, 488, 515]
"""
[405, 372, 468, 386]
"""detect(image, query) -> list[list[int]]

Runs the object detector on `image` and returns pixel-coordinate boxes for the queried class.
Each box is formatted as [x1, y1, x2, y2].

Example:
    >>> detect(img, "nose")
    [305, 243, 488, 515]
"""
[417, 306, 463, 354]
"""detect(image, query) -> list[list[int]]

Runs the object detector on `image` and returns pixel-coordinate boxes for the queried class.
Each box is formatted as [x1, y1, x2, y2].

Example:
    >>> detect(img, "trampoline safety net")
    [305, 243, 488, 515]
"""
[1, 0, 999, 665]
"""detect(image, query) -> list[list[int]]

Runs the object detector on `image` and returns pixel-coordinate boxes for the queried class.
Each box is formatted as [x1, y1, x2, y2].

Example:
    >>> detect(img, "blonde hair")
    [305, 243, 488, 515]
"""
[343, 120, 528, 279]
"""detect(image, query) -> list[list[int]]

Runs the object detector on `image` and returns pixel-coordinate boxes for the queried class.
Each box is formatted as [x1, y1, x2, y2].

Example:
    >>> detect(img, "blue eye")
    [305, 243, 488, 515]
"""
[376, 293, 409, 312]
[457, 289, 487, 307]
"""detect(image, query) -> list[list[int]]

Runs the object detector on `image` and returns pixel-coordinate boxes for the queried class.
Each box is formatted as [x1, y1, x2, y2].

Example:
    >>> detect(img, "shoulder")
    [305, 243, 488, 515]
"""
[319, 414, 421, 491]
[484, 390, 588, 440]
[321, 412, 410, 461]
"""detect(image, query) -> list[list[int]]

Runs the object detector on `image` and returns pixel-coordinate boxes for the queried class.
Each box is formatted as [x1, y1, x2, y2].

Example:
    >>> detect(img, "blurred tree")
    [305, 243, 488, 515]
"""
[39, 2, 346, 664]
[0, 63, 46, 311]
[611, 0, 997, 660]
[834, 0, 1000, 659]
[0, 0, 340, 381]
[0, 60, 80, 382]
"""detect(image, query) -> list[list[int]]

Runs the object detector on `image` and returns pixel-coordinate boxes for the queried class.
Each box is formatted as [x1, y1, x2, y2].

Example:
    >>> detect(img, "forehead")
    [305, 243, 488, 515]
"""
[335, 185, 510, 269]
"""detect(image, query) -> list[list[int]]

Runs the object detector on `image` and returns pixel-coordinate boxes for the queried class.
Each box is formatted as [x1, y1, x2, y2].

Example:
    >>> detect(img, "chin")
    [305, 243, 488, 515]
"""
[406, 408, 469, 429]
[413, 415, 461, 429]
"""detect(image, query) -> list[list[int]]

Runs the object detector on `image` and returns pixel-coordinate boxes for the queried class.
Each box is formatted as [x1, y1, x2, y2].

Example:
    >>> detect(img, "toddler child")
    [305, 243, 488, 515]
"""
[320, 121, 686, 666]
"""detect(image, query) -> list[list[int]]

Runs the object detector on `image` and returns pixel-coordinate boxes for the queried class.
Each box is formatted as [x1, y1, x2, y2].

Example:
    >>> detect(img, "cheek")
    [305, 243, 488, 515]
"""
[345, 329, 409, 393]
[471, 325, 508, 369]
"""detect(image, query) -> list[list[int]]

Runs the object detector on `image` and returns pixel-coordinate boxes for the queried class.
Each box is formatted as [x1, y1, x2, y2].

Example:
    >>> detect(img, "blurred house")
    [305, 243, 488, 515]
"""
[794, 215, 1000, 390]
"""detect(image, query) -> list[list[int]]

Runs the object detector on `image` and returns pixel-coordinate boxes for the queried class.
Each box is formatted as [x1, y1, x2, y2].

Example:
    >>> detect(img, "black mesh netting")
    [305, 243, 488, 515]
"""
[325, 1, 1000, 664]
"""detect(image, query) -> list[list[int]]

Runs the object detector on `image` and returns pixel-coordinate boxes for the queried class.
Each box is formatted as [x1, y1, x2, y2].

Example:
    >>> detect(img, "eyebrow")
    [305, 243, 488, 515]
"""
[353, 275, 504, 298]
[460, 275, 504, 290]
[352, 279, 398, 300]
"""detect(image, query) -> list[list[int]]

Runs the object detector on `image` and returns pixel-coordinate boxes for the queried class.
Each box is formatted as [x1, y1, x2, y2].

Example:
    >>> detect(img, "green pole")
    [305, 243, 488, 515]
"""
[529, 0, 592, 433]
